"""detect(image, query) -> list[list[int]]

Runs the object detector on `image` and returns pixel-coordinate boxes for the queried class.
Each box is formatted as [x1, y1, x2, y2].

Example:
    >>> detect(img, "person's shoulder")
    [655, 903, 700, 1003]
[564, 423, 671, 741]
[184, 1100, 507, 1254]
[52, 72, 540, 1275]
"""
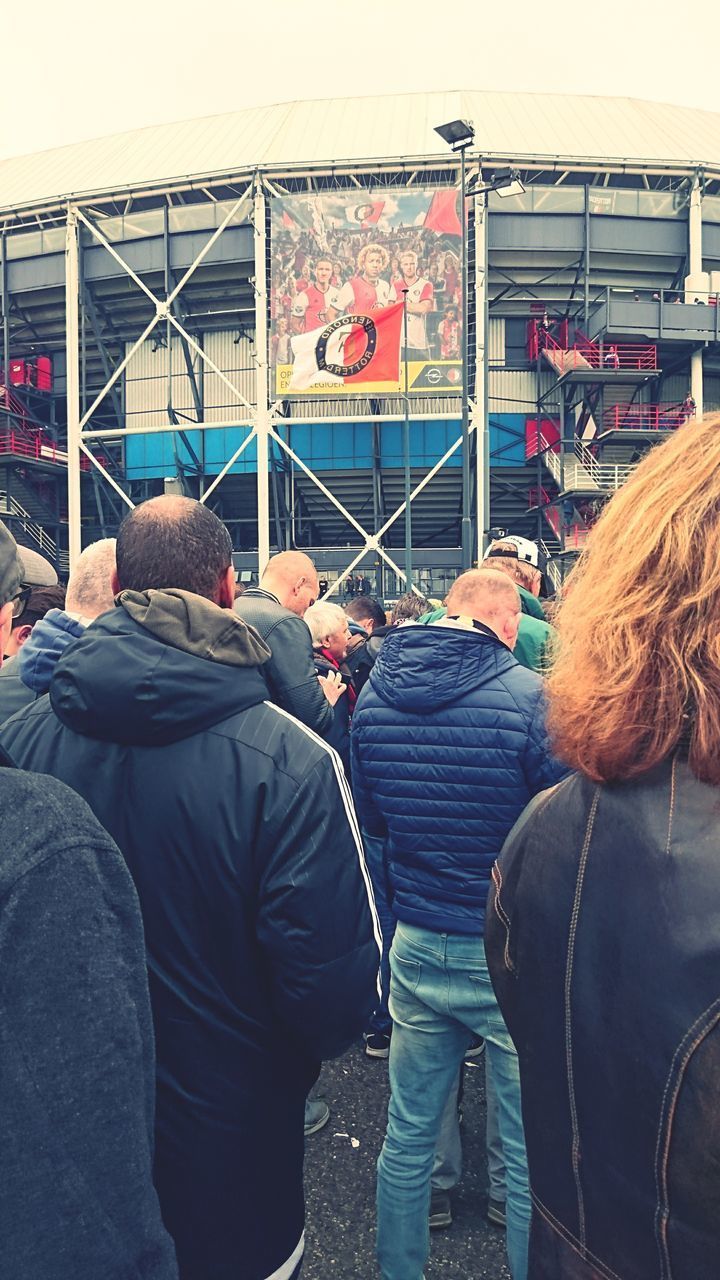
[211, 698, 337, 783]
[493, 657, 544, 714]
[235, 591, 292, 633]
[501, 770, 581, 852]
[0, 769, 119, 898]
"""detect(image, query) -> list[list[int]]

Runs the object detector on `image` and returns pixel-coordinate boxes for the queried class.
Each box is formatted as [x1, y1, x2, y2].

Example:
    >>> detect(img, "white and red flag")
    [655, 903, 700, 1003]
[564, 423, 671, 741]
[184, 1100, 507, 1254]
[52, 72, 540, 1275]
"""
[344, 200, 385, 228]
[289, 302, 404, 391]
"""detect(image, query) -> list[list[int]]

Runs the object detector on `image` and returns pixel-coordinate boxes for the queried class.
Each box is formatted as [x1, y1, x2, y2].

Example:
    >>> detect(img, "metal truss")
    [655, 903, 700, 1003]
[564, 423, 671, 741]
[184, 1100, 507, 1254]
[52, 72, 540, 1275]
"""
[65, 174, 487, 586]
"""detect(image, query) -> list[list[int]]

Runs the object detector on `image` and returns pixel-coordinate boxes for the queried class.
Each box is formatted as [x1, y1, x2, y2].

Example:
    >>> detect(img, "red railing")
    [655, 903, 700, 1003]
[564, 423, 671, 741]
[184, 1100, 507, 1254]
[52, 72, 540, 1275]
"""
[0, 430, 91, 469]
[528, 488, 560, 527]
[542, 331, 658, 371]
[564, 523, 590, 548]
[601, 404, 689, 431]
[528, 490, 592, 548]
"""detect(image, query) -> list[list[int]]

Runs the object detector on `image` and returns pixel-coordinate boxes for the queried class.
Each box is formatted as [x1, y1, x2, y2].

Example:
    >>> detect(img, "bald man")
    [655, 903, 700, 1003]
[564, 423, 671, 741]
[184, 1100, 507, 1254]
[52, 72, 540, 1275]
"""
[235, 550, 338, 735]
[351, 568, 568, 1280]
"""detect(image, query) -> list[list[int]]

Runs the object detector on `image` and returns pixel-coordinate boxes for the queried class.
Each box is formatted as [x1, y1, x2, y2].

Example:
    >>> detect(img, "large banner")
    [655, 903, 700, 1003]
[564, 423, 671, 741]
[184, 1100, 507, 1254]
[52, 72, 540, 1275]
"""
[270, 189, 463, 396]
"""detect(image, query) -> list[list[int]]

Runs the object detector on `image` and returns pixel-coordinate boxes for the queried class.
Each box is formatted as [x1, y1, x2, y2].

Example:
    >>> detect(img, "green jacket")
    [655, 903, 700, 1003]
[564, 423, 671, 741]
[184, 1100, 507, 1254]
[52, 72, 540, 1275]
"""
[417, 585, 556, 675]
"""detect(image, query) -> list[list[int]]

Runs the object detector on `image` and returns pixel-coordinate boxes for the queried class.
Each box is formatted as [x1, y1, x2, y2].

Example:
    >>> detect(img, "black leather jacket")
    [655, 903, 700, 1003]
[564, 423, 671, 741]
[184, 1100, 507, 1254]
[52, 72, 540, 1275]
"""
[486, 758, 720, 1280]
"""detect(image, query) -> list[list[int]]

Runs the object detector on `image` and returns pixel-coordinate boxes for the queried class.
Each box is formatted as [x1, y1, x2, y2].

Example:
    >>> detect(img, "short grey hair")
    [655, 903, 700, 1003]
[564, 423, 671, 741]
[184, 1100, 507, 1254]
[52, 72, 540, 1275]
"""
[66, 538, 117, 619]
[304, 600, 347, 646]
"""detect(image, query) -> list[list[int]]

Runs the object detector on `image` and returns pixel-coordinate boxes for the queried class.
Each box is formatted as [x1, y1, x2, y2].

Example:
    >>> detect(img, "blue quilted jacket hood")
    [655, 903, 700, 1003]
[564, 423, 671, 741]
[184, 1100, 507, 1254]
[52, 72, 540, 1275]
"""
[18, 609, 86, 694]
[351, 623, 568, 934]
[369, 621, 518, 712]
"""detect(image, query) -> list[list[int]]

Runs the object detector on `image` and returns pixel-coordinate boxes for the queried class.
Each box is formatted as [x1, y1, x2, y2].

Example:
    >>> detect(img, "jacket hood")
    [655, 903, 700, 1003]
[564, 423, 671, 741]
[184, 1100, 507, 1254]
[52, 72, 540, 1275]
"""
[17, 608, 86, 694]
[50, 589, 271, 746]
[517, 585, 546, 621]
[369, 622, 518, 713]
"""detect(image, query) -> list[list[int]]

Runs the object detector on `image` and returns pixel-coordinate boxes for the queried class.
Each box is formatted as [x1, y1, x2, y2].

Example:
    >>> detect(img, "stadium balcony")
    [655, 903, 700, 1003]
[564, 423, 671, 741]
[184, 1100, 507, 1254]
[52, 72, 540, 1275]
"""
[597, 403, 688, 439]
[540, 331, 660, 385]
[588, 287, 720, 345]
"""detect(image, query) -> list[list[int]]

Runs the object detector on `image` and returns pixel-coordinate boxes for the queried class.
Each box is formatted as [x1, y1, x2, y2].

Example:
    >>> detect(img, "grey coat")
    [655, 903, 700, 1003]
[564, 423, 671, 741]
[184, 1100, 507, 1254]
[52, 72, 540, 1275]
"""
[0, 757, 177, 1280]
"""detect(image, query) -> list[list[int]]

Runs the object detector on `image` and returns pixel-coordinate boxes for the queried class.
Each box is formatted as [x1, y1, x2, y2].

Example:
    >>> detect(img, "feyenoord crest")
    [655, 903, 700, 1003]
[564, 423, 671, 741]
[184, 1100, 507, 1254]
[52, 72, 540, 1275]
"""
[315, 315, 377, 378]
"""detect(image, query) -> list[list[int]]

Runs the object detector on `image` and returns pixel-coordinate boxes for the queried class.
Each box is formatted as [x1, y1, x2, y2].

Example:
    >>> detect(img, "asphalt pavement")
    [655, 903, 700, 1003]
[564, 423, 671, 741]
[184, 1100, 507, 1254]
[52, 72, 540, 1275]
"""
[304, 1043, 511, 1279]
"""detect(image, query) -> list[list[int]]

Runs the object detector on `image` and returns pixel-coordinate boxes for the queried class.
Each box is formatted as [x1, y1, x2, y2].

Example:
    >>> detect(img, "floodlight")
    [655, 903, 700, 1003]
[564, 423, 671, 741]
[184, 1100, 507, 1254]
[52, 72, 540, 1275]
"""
[492, 167, 525, 198]
[434, 119, 475, 152]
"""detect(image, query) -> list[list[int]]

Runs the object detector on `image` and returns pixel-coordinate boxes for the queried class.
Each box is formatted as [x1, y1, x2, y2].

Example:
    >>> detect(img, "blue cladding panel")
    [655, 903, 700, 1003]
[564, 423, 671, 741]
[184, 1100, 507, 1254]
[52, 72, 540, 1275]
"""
[381, 420, 461, 468]
[125, 417, 521, 478]
[490, 415, 527, 466]
[204, 428, 257, 473]
[125, 429, 204, 480]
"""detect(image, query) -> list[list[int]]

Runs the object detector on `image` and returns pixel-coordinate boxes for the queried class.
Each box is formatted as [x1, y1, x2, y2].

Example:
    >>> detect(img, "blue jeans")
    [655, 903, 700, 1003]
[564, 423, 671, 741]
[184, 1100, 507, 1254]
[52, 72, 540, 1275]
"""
[377, 923, 530, 1280]
[362, 832, 396, 1035]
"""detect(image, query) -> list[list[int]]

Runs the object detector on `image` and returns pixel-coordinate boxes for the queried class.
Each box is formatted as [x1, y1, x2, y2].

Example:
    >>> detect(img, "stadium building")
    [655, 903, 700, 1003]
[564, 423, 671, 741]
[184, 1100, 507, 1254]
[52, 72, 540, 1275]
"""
[0, 89, 719, 596]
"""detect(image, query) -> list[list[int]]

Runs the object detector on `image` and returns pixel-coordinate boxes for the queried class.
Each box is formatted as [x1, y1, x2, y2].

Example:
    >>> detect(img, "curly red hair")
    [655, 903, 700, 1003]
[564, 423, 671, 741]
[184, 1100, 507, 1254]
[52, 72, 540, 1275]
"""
[548, 413, 720, 783]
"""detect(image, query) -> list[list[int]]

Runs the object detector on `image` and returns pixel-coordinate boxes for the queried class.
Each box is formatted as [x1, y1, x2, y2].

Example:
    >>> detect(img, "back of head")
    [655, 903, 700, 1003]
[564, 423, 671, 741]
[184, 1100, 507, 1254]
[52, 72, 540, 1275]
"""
[116, 496, 233, 603]
[345, 594, 386, 631]
[548, 411, 720, 784]
[391, 591, 429, 624]
[0, 520, 23, 611]
[304, 600, 346, 647]
[484, 539, 542, 595]
[66, 539, 117, 620]
[260, 550, 318, 615]
[16, 584, 66, 629]
[445, 569, 520, 633]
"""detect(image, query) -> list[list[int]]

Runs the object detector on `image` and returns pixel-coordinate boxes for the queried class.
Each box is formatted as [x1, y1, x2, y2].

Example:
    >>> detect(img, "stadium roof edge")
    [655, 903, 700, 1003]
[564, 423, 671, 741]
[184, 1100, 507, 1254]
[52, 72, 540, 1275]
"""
[0, 89, 718, 220]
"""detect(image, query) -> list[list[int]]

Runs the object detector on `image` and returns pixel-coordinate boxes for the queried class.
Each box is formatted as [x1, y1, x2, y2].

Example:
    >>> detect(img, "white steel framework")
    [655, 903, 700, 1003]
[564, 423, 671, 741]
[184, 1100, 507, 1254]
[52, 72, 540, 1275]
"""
[63, 173, 488, 591]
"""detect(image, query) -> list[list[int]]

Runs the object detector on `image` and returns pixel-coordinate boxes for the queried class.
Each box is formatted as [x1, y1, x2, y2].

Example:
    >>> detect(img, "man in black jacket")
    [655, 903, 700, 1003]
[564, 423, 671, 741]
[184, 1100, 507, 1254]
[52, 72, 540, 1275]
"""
[235, 550, 342, 734]
[1, 497, 381, 1280]
[0, 517, 177, 1280]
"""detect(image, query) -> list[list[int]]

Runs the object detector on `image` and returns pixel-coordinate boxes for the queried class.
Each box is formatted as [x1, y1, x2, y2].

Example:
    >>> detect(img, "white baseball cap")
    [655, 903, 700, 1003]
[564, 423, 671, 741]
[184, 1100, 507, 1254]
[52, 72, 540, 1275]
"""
[484, 535, 544, 572]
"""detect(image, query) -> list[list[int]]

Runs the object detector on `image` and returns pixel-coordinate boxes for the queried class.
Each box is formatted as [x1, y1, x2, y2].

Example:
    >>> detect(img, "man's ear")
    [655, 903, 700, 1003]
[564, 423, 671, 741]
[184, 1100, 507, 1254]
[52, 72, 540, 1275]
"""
[0, 600, 13, 662]
[219, 564, 236, 610]
[13, 624, 34, 650]
[111, 569, 121, 596]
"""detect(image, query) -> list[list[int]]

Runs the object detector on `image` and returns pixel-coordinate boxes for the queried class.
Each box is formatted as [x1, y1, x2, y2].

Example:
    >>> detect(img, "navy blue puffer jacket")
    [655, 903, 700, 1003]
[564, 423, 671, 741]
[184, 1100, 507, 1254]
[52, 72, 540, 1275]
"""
[351, 622, 568, 934]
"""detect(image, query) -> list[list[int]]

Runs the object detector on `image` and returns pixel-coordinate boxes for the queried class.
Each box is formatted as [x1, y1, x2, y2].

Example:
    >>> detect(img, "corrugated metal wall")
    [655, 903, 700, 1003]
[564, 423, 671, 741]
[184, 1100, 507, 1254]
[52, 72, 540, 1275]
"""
[125, 333, 257, 427]
[203, 332, 256, 418]
[488, 317, 504, 365]
[125, 337, 198, 430]
[489, 369, 558, 416]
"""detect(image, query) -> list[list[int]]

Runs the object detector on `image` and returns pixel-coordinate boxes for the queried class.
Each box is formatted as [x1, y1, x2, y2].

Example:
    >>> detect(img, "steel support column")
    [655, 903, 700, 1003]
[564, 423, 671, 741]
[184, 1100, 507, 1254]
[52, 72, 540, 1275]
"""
[460, 144, 472, 569]
[474, 191, 489, 559]
[254, 178, 271, 574]
[689, 172, 704, 418]
[65, 206, 82, 568]
[1, 233, 9, 386]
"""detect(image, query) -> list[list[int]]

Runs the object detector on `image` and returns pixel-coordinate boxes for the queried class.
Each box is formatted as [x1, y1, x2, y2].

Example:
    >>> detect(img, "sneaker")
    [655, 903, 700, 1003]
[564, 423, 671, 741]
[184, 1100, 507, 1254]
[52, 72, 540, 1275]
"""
[304, 1098, 330, 1136]
[428, 1191, 452, 1230]
[487, 1198, 507, 1228]
[364, 1031, 391, 1059]
[464, 1035, 485, 1064]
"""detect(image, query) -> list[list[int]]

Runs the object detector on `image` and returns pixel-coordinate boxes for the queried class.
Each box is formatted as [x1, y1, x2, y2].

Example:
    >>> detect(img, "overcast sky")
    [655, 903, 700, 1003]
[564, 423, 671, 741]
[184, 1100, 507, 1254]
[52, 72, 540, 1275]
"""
[2, 0, 719, 161]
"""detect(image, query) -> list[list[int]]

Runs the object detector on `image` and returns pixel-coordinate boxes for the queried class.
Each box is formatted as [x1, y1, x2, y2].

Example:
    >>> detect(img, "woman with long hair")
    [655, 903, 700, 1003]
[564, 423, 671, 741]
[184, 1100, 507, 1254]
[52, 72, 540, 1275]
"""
[486, 412, 720, 1279]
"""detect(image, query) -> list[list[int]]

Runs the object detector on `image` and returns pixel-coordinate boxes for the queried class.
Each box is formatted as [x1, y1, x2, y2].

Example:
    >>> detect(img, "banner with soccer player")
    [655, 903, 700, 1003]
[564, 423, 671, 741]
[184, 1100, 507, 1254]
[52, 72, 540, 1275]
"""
[270, 188, 464, 396]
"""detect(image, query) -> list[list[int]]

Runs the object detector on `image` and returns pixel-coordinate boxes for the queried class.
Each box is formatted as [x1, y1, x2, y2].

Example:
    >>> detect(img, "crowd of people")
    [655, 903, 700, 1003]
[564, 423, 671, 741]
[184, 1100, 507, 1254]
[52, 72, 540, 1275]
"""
[271, 226, 462, 366]
[2, 413, 720, 1280]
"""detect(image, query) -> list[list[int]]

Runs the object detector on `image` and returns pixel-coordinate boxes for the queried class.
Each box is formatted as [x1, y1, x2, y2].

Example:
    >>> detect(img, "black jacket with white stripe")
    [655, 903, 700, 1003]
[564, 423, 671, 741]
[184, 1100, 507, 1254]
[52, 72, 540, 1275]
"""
[0, 590, 380, 1280]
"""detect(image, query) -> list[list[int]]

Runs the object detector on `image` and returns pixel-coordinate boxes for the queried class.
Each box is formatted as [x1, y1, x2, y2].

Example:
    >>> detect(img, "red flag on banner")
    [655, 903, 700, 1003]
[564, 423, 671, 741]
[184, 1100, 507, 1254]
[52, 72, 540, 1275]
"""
[289, 302, 404, 390]
[424, 189, 462, 236]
